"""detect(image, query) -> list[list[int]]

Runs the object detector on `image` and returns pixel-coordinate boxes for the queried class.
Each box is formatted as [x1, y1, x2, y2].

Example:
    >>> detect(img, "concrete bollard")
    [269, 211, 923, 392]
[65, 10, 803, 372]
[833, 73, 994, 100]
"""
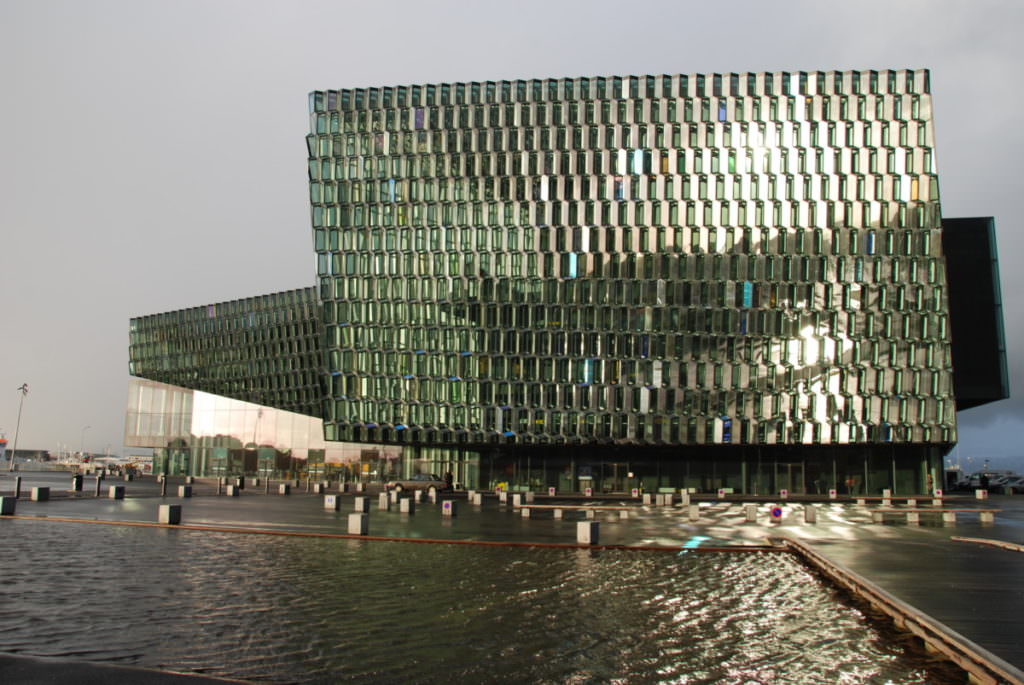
[779, 489, 789, 500]
[0, 497, 16, 515]
[158, 504, 181, 525]
[413, 490, 423, 503]
[71, 475, 83, 492]
[943, 511, 957, 524]
[498, 491, 508, 504]
[378, 493, 390, 511]
[324, 495, 341, 511]
[548, 487, 556, 496]
[804, 505, 817, 524]
[642, 493, 653, 505]
[123, 473, 133, 482]
[31, 487, 50, 502]
[14, 476, 22, 499]
[389, 490, 399, 504]
[856, 498, 867, 506]
[278, 484, 291, 495]
[882, 488, 892, 499]
[688, 504, 700, 522]
[631, 488, 639, 498]
[109, 486, 125, 500]
[872, 511, 884, 524]
[353, 496, 369, 513]
[882, 497, 892, 507]
[828, 489, 837, 500]
[975, 489, 989, 500]
[907, 511, 920, 524]
[160, 479, 167, 497]
[225, 485, 240, 497]
[233, 477, 244, 490]
[680, 492, 691, 506]
[744, 504, 758, 522]
[178, 485, 192, 498]
[355, 482, 365, 493]
[399, 498, 415, 514]
[717, 488, 726, 499]
[906, 498, 917, 507]
[577, 521, 599, 545]
[525, 491, 535, 503]
[428, 488, 438, 503]
[980, 511, 995, 524]
[94, 476, 103, 497]
[512, 493, 523, 507]
[471, 492, 483, 506]
[663, 493, 674, 506]
[250, 478, 261, 488]
[585, 509, 596, 519]
[338, 482, 350, 493]
[584, 487, 593, 497]
[618, 509, 629, 519]
[185, 476, 194, 484]
[553, 508, 563, 519]
[441, 500, 456, 517]
[520, 507, 531, 518]
[313, 483, 325, 495]
[216, 481, 223, 495]
[347, 513, 368, 535]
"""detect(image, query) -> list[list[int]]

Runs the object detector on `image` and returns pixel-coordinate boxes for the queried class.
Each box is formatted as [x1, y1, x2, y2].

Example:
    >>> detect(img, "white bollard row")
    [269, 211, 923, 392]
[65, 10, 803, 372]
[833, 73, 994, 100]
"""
[31, 487, 49, 502]
[348, 513, 368, 535]
[577, 521, 599, 545]
[324, 495, 341, 511]
[109, 486, 125, 500]
[158, 504, 181, 525]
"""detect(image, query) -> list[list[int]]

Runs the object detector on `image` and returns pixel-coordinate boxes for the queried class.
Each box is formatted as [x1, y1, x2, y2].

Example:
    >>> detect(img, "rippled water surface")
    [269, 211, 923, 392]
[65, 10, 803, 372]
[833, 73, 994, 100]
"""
[0, 520, 960, 683]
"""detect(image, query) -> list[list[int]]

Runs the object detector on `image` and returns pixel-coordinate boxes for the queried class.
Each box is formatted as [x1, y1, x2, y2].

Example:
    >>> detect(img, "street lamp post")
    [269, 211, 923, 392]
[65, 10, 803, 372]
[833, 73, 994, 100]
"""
[80, 425, 91, 459]
[9, 384, 28, 472]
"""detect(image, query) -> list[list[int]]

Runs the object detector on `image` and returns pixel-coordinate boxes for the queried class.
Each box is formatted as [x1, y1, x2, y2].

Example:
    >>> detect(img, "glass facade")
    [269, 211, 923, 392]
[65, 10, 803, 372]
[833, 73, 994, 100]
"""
[129, 69, 981, 493]
[129, 288, 323, 418]
[124, 378, 405, 481]
[307, 70, 956, 453]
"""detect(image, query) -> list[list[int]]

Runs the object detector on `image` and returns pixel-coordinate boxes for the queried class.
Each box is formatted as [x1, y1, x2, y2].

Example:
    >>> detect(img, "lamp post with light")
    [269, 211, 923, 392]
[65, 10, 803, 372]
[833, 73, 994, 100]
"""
[9, 384, 28, 472]
[80, 425, 91, 460]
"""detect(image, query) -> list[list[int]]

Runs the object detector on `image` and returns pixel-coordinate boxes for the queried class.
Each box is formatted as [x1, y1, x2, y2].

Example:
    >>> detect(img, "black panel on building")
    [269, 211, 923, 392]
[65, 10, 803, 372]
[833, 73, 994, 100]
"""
[944, 217, 1009, 410]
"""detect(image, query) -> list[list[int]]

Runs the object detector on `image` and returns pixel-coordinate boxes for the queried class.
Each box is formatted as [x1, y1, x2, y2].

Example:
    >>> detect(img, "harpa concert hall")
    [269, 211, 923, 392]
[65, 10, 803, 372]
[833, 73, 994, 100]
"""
[126, 69, 1007, 495]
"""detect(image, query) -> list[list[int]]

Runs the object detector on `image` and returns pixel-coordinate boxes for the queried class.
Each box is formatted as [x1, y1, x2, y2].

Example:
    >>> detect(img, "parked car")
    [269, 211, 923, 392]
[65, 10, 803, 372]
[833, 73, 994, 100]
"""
[386, 473, 448, 491]
[1003, 476, 1024, 494]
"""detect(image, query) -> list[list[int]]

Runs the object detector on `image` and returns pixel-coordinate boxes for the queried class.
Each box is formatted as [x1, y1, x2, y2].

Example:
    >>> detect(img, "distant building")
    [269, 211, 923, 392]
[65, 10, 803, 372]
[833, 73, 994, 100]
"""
[128, 69, 1006, 494]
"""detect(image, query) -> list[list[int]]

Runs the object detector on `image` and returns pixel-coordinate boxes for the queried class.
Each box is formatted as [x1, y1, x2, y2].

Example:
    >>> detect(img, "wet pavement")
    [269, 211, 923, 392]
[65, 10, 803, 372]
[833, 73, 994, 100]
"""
[2, 471, 1023, 678]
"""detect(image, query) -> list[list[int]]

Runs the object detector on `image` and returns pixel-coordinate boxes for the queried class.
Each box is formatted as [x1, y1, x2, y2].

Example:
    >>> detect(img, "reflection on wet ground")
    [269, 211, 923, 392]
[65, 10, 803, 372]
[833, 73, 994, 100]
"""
[1, 472, 1022, 681]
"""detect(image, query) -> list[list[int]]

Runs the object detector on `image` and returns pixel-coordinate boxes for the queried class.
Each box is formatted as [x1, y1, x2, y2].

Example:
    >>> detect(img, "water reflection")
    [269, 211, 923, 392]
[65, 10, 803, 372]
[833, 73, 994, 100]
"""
[0, 520, 962, 683]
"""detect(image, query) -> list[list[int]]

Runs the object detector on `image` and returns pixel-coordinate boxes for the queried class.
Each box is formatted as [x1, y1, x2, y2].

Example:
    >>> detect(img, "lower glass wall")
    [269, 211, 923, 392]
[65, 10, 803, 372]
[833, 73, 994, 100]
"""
[127, 379, 949, 492]
[126, 378, 403, 481]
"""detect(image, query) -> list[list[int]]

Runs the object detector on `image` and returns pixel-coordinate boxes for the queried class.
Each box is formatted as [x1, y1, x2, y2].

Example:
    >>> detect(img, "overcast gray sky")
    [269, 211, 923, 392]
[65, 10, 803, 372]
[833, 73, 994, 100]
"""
[1, 0, 1021, 471]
